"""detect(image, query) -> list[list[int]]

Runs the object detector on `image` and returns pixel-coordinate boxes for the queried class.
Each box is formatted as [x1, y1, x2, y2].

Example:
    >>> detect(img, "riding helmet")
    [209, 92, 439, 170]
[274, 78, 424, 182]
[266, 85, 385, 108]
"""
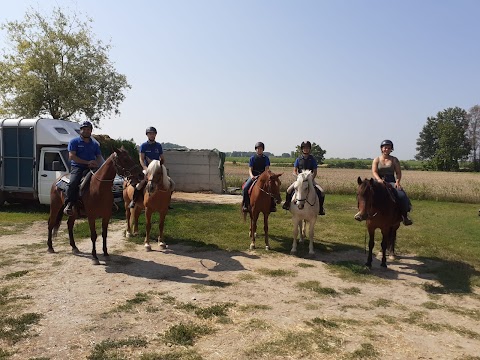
[79, 120, 93, 129]
[301, 141, 312, 149]
[380, 139, 394, 150]
[146, 126, 157, 135]
[255, 142, 265, 150]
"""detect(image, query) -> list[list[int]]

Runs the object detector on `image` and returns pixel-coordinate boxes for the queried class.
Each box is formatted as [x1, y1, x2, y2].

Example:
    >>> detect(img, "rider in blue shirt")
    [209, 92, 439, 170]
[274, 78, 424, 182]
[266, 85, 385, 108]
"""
[282, 141, 325, 215]
[128, 126, 167, 208]
[64, 120, 102, 216]
[242, 142, 276, 212]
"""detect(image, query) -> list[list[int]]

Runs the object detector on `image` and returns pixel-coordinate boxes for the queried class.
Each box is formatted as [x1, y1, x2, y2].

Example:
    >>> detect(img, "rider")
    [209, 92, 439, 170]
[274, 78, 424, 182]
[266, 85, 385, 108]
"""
[282, 141, 325, 215]
[372, 139, 412, 226]
[64, 120, 102, 216]
[128, 126, 166, 208]
[242, 142, 276, 213]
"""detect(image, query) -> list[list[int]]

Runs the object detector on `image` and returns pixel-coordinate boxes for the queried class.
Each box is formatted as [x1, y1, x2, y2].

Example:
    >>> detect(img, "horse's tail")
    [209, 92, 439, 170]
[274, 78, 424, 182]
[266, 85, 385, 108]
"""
[50, 205, 64, 238]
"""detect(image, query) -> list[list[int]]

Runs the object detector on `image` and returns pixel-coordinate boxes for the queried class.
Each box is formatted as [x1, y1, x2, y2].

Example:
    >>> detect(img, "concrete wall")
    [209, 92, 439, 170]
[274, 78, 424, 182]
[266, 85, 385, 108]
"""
[164, 150, 224, 193]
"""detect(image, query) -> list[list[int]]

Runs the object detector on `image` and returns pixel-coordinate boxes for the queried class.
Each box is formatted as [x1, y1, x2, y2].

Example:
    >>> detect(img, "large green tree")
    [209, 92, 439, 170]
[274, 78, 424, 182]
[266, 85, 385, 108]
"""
[415, 107, 470, 171]
[467, 105, 480, 171]
[294, 142, 326, 164]
[0, 7, 130, 125]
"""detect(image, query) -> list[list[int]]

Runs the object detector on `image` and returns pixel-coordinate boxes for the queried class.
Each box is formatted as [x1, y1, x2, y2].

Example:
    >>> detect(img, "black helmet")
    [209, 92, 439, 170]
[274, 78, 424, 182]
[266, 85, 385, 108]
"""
[301, 141, 312, 149]
[380, 139, 394, 150]
[146, 126, 157, 135]
[255, 141, 265, 150]
[79, 120, 93, 129]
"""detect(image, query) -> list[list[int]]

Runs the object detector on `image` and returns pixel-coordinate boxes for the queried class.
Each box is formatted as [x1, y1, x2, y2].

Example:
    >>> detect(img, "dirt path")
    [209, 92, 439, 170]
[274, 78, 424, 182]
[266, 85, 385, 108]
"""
[0, 194, 479, 359]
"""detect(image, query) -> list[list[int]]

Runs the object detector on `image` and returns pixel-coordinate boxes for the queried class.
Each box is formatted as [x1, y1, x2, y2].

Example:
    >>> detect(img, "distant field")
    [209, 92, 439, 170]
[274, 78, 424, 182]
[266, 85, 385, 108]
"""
[224, 163, 480, 204]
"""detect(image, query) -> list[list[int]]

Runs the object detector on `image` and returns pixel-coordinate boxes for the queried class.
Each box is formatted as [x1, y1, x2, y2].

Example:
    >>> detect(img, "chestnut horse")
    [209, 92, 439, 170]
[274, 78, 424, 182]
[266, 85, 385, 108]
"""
[142, 160, 174, 251]
[289, 170, 319, 257]
[242, 170, 282, 250]
[354, 177, 402, 268]
[47, 148, 141, 264]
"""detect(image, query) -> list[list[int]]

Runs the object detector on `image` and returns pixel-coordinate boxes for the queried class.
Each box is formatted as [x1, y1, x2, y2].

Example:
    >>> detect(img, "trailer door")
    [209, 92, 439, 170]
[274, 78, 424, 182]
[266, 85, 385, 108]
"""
[2, 127, 35, 190]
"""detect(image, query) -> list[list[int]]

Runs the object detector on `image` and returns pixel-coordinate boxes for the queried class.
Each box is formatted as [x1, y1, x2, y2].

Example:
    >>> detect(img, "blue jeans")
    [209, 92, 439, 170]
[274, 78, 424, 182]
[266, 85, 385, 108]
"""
[65, 166, 87, 205]
[387, 182, 411, 214]
[242, 177, 253, 207]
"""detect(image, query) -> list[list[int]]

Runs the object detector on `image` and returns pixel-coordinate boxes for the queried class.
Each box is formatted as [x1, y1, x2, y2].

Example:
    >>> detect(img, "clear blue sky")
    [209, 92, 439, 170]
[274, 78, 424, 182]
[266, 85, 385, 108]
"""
[2, 0, 480, 160]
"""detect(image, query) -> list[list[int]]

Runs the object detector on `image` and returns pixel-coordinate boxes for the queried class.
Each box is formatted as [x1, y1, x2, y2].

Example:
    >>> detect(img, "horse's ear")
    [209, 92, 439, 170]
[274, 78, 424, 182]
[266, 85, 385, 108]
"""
[277, 173, 283, 177]
[369, 178, 375, 186]
[357, 176, 363, 185]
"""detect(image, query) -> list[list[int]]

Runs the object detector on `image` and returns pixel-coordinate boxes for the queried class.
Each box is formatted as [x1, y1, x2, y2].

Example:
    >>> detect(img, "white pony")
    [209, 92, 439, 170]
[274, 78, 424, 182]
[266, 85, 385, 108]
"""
[289, 170, 319, 256]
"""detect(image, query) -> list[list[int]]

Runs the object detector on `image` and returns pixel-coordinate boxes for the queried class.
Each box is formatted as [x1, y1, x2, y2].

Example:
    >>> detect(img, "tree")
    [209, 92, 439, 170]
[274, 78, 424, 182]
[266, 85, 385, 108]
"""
[294, 142, 326, 164]
[415, 107, 470, 171]
[467, 105, 480, 171]
[0, 7, 130, 125]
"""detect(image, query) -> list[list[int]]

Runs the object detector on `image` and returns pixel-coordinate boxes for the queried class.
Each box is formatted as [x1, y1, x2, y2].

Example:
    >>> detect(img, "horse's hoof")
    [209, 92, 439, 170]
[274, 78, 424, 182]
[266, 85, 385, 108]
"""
[159, 242, 167, 250]
[388, 255, 396, 261]
[92, 259, 100, 265]
[72, 248, 80, 254]
[47, 248, 55, 254]
[249, 244, 255, 250]
[290, 250, 297, 255]
[265, 246, 270, 251]
[125, 232, 131, 238]
[381, 263, 387, 268]
[365, 263, 372, 269]
[145, 244, 152, 252]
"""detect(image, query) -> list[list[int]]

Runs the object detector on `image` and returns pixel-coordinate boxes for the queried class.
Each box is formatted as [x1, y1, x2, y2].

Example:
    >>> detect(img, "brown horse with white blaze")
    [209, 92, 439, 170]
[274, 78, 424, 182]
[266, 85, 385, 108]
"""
[355, 177, 402, 268]
[47, 147, 141, 264]
[243, 170, 282, 250]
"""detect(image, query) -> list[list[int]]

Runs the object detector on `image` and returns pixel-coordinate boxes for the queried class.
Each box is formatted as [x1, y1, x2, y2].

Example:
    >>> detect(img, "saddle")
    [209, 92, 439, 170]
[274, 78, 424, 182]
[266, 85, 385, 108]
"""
[242, 176, 259, 196]
[56, 170, 93, 198]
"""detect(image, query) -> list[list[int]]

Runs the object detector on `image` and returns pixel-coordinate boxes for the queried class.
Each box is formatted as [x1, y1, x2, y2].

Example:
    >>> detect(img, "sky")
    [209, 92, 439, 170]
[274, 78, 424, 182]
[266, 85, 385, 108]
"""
[1, 0, 480, 160]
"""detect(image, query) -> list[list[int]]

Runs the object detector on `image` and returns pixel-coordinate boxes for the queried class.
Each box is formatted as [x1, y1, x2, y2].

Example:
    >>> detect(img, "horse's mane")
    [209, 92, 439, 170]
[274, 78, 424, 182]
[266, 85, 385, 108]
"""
[146, 160, 170, 190]
[359, 178, 393, 209]
[295, 170, 312, 187]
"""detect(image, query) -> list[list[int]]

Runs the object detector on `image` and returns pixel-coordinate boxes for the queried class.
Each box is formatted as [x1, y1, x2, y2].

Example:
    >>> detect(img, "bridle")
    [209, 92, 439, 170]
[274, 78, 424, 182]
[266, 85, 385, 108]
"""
[91, 152, 142, 183]
[294, 177, 316, 206]
[259, 177, 280, 199]
[358, 182, 378, 219]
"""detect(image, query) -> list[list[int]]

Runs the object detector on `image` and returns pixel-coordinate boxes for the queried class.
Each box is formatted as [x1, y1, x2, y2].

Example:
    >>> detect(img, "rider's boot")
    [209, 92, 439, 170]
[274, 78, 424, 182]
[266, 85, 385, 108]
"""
[282, 191, 293, 210]
[63, 202, 74, 216]
[402, 213, 413, 226]
[242, 193, 249, 212]
[318, 193, 326, 215]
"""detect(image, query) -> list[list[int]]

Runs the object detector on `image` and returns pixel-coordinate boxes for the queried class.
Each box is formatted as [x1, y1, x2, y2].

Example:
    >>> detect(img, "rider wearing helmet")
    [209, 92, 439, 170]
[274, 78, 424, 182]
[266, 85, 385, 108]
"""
[242, 142, 276, 212]
[282, 141, 325, 215]
[128, 126, 168, 208]
[63, 120, 102, 216]
[372, 139, 412, 225]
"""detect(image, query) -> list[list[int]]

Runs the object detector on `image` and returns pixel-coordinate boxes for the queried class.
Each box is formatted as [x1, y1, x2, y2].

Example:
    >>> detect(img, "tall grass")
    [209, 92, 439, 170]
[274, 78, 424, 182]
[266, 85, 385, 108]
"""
[224, 164, 480, 203]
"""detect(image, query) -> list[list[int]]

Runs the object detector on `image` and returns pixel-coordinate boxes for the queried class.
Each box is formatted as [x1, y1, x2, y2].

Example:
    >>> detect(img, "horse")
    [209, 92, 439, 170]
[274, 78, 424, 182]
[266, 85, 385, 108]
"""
[47, 147, 142, 265]
[289, 170, 319, 257]
[142, 160, 174, 251]
[123, 179, 143, 238]
[242, 170, 282, 250]
[354, 177, 402, 268]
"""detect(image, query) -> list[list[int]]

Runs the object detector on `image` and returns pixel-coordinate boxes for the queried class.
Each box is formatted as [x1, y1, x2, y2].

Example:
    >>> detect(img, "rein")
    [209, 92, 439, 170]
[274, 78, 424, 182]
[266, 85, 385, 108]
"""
[258, 178, 279, 199]
[294, 179, 316, 206]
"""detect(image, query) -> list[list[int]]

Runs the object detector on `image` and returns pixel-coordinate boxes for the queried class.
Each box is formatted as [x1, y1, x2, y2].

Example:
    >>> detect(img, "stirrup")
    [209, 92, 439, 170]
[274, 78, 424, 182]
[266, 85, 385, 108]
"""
[128, 200, 136, 209]
[319, 207, 325, 215]
[63, 204, 73, 216]
[402, 215, 413, 226]
[282, 202, 290, 210]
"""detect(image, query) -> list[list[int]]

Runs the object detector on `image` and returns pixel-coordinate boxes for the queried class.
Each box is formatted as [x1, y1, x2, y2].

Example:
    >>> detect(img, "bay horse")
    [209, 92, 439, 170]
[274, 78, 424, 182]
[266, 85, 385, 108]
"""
[354, 177, 402, 268]
[142, 160, 174, 251]
[289, 170, 319, 257]
[47, 147, 142, 264]
[242, 170, 282, 250]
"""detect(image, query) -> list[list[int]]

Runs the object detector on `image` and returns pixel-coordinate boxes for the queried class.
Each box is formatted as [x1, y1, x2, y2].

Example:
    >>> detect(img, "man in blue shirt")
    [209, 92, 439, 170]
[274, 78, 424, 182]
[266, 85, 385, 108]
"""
[64, 120, 102, 216]
[242, 141, 276, 212]
[128, 126, 167, 208]
[282, 141, 325, 215]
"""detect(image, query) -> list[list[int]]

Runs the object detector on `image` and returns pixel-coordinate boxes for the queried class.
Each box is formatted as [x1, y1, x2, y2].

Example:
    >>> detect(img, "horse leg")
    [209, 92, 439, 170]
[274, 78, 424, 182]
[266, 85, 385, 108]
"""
[101, 216, 109, 257]
[307, 220, 316, 257]
[249, 212, 259, 250]
[88, 217, 100, 265]
[388, 228, 397, 260]
[301, 219, 307, 243]
[291, 218, 300, 254]
[125, 205, 132, 237]
[158, 211, 167, 249]
[365, 227, 375, 268]
[380, 229, 388, 268]
[47, 202, 63, 253]
[133, 206, 140, 236]
[67, 216, 80, 254]
[144, 208, 153, 251]
[263, 213, 270, 250]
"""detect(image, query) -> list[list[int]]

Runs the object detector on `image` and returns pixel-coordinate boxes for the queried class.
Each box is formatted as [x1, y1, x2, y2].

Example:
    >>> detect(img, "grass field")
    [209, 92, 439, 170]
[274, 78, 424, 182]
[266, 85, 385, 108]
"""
[224, 163, 480, 203]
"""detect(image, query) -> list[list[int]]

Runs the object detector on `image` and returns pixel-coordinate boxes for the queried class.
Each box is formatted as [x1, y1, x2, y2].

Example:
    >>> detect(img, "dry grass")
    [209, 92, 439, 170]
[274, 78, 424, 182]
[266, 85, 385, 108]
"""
[225, 163, 480, 203]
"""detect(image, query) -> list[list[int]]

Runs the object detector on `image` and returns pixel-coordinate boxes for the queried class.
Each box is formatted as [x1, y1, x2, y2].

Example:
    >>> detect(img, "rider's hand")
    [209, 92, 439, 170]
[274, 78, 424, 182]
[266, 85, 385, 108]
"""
[87, 160, 98, 168]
